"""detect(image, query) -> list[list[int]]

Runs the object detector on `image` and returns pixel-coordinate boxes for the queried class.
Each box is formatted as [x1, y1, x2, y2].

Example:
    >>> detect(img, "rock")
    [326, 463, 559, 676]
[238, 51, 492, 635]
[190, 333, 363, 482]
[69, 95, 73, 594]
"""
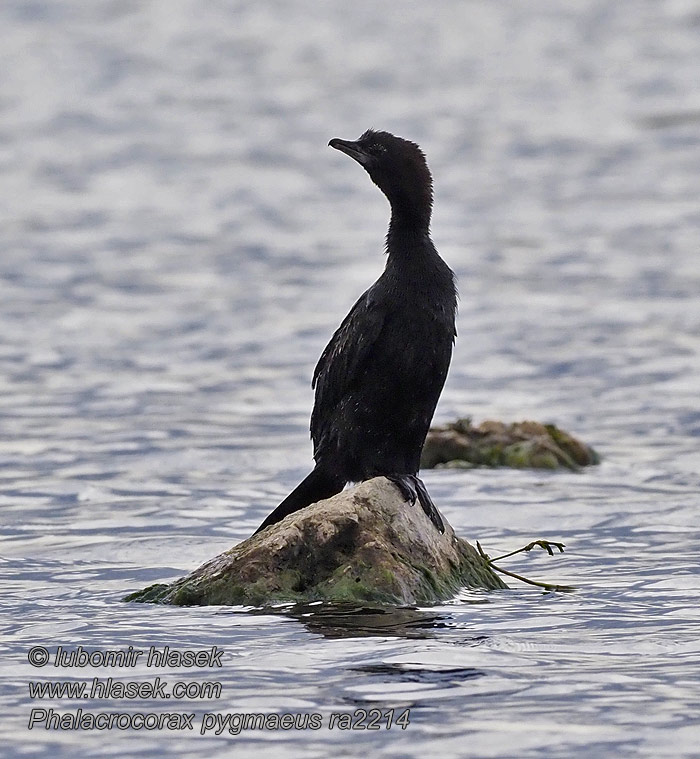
[124, 477, 506, 607]
[421, 418, 599, 471]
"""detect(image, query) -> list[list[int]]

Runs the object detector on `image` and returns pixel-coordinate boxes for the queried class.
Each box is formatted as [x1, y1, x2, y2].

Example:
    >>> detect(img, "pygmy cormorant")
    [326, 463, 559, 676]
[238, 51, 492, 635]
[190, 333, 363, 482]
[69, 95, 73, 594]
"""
[255, 129, 457, 534]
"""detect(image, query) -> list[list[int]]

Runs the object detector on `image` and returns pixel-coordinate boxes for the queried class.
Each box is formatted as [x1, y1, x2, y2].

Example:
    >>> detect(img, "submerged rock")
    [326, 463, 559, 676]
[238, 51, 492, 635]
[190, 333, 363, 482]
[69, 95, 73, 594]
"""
[125, 477, 506, 607]
[421, 418, 599, 471]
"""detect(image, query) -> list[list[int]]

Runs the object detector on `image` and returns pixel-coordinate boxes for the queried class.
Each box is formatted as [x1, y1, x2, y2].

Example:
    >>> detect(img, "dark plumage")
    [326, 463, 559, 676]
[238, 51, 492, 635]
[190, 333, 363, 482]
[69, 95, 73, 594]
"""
[255, 130, 457, 534]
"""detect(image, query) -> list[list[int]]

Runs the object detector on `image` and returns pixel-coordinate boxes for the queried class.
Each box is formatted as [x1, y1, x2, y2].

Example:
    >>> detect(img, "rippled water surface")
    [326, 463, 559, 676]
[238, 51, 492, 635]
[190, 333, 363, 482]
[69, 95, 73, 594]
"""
[2, 1, 700, 757]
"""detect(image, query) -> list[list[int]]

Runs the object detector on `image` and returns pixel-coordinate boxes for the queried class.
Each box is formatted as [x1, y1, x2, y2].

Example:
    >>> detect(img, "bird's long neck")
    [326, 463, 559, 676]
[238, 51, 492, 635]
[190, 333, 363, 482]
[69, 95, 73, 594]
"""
[386, 184, 432, 234]
[383, 212, 455, 306]
[386, 201, 431, 246]
[385, 205, 435, 267]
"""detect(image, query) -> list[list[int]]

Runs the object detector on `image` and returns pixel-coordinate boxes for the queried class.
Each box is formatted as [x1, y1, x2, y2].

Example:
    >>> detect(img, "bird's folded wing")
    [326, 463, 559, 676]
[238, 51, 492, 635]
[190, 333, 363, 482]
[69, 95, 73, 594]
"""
[310, 288, 387, 440]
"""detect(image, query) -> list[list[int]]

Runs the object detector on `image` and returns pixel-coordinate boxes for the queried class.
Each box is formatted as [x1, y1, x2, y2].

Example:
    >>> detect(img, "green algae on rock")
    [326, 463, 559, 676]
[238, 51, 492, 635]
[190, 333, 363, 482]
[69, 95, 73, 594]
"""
[421, 419, 599, 471]
[124, 477, 506, 607]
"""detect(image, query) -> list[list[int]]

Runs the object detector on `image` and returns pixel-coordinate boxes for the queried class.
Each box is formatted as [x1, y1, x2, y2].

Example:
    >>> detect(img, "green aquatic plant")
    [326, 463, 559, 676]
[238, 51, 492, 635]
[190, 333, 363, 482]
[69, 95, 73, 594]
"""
[476, 539, 576, 593]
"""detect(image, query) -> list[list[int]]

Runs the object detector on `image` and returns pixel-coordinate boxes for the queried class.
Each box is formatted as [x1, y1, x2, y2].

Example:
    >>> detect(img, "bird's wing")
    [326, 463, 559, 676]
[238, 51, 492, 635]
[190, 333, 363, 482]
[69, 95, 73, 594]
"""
[310, 288, 386, 443]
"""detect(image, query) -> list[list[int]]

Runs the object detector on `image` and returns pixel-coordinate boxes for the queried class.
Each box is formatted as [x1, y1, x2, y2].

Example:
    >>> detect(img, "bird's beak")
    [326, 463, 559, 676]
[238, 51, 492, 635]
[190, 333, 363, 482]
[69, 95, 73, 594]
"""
[329, 138, 370, 166]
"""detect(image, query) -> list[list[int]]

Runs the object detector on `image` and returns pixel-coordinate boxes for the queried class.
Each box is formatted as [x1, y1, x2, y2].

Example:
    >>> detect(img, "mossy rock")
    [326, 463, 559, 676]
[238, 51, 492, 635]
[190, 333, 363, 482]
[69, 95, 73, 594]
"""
[421, 418, 599, 471]
[124, 478, 506, 607]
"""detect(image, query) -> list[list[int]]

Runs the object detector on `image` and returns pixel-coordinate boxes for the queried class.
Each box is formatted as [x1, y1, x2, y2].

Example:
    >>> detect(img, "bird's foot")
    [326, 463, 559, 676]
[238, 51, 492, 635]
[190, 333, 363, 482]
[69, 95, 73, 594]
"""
[387, 474, 418, 505]
[387, 475, 445, 533]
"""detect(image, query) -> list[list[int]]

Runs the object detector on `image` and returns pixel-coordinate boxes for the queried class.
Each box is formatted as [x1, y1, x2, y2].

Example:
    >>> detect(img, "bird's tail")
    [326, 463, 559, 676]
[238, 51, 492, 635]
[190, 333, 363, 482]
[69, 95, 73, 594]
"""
[254, 466, 345, 534]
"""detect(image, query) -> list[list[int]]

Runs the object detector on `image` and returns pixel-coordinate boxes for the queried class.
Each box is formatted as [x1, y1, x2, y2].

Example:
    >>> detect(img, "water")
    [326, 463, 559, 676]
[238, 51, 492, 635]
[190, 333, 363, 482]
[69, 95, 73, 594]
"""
[1, 1, 700, 756]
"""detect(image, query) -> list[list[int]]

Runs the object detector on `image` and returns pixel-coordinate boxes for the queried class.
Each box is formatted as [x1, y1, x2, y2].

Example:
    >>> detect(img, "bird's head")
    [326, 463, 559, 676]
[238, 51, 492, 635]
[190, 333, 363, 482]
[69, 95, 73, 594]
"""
[329, 130, 433, 226]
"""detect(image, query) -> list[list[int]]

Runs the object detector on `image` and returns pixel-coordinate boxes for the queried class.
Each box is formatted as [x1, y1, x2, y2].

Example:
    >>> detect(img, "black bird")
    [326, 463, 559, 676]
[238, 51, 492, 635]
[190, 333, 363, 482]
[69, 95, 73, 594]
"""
[255, 130, 457, 534]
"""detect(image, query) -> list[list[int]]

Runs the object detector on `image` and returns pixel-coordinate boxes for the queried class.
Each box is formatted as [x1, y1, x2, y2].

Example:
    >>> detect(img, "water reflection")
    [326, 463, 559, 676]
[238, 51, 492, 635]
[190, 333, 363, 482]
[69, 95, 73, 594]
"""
[351, 662, 487, 684]
[280, 603, 478, 639]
